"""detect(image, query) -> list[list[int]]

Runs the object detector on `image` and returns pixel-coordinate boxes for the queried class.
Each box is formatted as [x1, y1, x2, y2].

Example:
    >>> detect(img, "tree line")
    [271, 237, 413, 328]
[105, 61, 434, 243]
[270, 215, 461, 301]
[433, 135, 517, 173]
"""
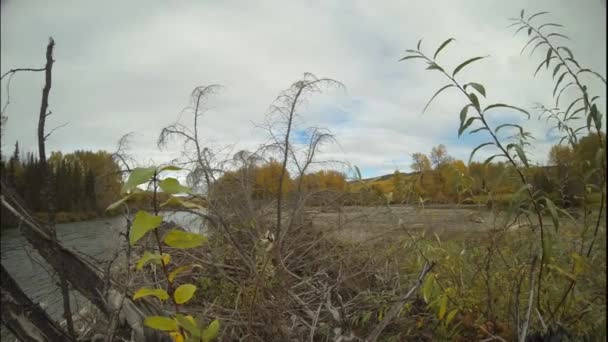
[210, 132, 605, 208]
[0, 142, 122, 225]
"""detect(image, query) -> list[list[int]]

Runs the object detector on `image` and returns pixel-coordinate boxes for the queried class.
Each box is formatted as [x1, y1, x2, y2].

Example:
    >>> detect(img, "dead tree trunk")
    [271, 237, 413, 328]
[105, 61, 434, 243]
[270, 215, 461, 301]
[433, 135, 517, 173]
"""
[0, 37, 169, 342]
[35, 37, 77, 339]
[1, 263, 72, 341]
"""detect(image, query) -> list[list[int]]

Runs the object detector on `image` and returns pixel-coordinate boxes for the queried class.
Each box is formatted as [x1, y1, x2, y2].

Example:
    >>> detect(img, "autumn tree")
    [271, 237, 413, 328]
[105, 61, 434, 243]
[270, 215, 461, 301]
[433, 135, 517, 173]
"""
[430, 144, 453, 169]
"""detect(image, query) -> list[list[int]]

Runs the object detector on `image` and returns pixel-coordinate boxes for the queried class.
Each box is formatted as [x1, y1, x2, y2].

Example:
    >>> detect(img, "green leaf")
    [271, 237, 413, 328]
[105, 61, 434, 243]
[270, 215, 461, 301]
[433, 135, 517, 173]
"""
[159, 177, 192, 195]
[174, 284, 197, 304]
[426, 62, 444, 71]
[175, 314, 200, 337]
[417, 38, 423, 51]
[121, 167, 156, 194]
[464, 82, 486, 97]
[459, 104, 472, 128]
[422, 274, 435, 303]
[159, 165, 182, 172]
[446, 308, 459, 325]
[577, 69, 607, 85]
[553, 71, 568, 97]
[202, 319, 220, 342]
[469, 143, 494, 164]
[483, 103, 530, 119]
[469, 127, 488, 134]
[547, 33, 569, 40]
[495, 123, 525, 136]
[161, 197, 206, 210]
[529, 41, 548, 57]
[534, 56, 555, 76]
[452, 56, 487, 77]
[538, 23, 564, 31]
[520, 36, 540, 55]
[130, 211, 163, 245]
[144, 316, 178, 331]
[545, 48, 553, 70]
[552, 63, 565, 79]
[438, 295, 448, 320]
[543, 197, 560, 232]
[528, 11, 549, 21]
[468, 93, 480, 111]
[564, 98, 584, 117]
[137, 251, 162, 270]
[520, 9, 524, 19]
[423, 85, 454, 113]
[169, 265, 191, 282]
[571, 252, 586, 276]
[399, 55, 425, 61]
[433, 38, 455, 60]
[587, 104, 600, 130]
[133, 287, 169, 301]
[459, 117, 478, 137]
[164, 229, 207, 249]
[484, 154, 502, 165]
[514, 145, 529, 167]
[106, 194, 132, 211]
[354, 165, 362, 181]
[555, 82, 575, 106]
[565, 57, 580, 69]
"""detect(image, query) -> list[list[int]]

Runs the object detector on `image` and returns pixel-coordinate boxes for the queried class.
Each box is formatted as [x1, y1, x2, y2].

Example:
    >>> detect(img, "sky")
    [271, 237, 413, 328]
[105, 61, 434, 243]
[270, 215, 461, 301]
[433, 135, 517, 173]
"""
[1, 0, 606, 178]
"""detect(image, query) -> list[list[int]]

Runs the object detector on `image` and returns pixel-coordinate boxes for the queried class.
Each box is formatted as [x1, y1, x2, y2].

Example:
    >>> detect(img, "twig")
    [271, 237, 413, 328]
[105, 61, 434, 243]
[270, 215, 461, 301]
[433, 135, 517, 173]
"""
[520, 255, 538, 342]
[366, 261, 435, 342]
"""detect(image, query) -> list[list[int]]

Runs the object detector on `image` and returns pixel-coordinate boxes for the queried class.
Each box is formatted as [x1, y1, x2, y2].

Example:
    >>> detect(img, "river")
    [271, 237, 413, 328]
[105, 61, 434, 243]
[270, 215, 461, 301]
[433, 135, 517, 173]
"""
[0, 211, 202, 341]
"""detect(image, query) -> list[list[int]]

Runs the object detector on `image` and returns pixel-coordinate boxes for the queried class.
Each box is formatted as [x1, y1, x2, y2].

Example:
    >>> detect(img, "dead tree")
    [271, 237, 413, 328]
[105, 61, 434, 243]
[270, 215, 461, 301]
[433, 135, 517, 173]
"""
[0, 37, 170, 342]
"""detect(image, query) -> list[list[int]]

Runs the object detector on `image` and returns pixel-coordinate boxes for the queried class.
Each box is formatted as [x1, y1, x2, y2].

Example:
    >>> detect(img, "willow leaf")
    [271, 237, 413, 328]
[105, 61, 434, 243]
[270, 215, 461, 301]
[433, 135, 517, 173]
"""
[553, 71, 569, 97]
[577, 69, 607, 85]
[495, 123, 525, 136]
[452, 56, 488, 77]
[423, 85, 454, 113]
[538, 23, 564, 30]
[469, 142, 494, 164]
[484, 104, 530, 119]
[552, 63, 565, 79]
[459, 117, 478, 137]
[530, 41, 548, 56]
[399, 55, 425, 61]
[520, 36, 540, 55]
[547, 33, 569, 40]
[464, 82, 486, 97]
[459, 104, 472, 128]
[514, 145, 529, 167]
[528, 11, 549, 22]
[433, 38, 455, 60]
[484, 154, 503, 165]
[555, 82, 575, 106]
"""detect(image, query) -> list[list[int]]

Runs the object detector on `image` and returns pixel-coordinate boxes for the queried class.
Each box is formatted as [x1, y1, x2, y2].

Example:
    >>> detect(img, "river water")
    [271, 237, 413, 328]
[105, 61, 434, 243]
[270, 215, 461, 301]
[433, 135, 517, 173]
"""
[0, 211, 202, 341]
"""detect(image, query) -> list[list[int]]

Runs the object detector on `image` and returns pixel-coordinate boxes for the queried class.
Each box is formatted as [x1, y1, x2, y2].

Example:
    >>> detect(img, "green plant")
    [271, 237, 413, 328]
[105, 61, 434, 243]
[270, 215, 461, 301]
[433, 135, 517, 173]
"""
[398, 11, 605, 338]
[107, 165, 219, 342]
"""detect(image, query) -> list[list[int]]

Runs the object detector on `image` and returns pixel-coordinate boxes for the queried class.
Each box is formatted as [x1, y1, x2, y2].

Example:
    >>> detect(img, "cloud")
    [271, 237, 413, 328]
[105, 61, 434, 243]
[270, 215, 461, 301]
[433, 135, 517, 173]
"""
[1, 0, 605, 177]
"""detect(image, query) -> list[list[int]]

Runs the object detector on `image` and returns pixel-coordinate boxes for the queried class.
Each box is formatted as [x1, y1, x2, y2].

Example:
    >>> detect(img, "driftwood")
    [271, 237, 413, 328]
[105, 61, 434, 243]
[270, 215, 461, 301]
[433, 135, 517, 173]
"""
[1, 263, 72, 341]
[366, 262, 435, 342]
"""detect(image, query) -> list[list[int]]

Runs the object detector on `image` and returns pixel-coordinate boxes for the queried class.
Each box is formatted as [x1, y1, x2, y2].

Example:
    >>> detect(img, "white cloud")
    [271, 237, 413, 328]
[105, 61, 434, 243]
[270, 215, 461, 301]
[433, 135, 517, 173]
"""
[1, 0, 605, 176]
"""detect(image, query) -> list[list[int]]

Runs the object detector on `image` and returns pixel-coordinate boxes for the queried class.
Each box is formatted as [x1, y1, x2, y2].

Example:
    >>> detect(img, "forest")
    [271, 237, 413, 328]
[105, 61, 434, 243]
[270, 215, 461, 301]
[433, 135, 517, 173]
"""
[0, 144, 122, 225]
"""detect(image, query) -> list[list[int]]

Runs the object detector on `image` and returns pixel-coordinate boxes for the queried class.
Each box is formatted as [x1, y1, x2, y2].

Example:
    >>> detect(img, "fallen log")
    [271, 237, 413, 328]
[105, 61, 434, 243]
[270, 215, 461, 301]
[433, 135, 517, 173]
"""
[1, 192, 170, 342]
[1, 263, 73, 341]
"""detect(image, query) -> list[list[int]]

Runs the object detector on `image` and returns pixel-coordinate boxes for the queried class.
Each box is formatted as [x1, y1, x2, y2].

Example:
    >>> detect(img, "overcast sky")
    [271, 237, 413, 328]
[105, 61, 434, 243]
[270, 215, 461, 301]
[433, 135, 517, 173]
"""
[1, 0, 606, 178]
